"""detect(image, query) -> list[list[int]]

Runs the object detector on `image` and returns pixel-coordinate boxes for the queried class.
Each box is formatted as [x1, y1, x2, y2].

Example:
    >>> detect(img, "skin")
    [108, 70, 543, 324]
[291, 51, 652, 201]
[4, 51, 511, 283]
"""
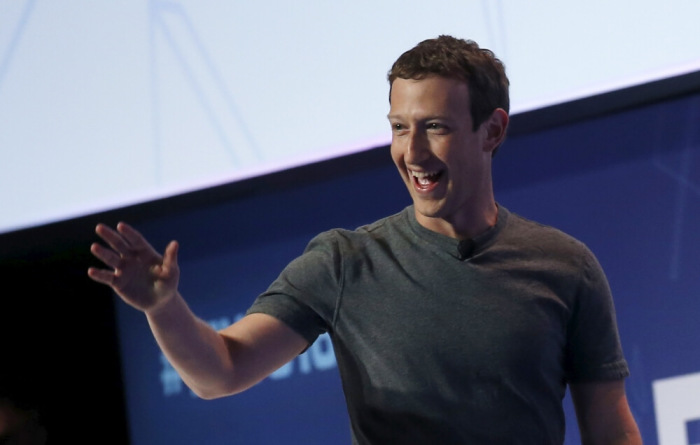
[388, 75, 508, 240]
[88, 222, 307, 398]
[89, 73, 642, 443]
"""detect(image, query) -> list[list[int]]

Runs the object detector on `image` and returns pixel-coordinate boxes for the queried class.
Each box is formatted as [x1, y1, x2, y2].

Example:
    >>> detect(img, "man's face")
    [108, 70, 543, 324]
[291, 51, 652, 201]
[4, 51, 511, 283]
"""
[388, 75, 496, 234]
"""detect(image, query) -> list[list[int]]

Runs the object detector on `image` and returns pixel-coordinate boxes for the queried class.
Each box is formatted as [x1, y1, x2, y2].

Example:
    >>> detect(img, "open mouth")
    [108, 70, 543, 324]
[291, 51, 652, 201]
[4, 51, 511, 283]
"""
[411, 170, 443, 189]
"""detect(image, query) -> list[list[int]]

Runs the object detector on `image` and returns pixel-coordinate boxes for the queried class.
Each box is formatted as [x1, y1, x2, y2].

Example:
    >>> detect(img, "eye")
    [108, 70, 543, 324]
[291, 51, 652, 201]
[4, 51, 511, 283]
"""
[427, 122, 449, 133]
[391, 122, 406, 133]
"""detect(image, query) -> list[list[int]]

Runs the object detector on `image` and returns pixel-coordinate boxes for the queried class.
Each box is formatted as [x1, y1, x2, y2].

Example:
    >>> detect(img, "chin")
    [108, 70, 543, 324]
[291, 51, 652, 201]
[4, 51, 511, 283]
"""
[413, 201, 446, 219]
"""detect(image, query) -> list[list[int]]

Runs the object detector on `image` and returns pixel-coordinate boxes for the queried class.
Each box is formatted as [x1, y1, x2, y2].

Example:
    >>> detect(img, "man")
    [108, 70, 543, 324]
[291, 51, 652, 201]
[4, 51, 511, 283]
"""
[89, 35, 642, 444]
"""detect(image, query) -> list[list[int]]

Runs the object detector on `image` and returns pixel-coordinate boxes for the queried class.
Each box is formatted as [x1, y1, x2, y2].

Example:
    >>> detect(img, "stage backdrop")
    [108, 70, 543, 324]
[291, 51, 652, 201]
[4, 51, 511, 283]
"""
[3, 0, 700, 235]
[114, 89, 700, 445]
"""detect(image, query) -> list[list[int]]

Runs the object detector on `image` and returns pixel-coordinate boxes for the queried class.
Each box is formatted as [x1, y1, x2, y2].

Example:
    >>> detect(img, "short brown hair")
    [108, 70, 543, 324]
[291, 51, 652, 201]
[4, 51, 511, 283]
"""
[388, 35, 510, 132]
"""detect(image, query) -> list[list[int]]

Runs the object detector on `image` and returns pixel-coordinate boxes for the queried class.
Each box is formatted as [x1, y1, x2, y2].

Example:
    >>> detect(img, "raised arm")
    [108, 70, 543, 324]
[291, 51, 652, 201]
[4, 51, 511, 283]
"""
[88, 222, 308, 399]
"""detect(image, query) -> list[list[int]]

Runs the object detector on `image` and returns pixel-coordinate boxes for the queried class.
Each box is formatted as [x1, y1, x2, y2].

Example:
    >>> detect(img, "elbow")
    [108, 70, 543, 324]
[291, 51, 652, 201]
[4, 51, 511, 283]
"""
[188, 385, 238, 400]
[183, 376, 244, 400]
[192, 389, 227, 400]
[186, 374, 257, 400]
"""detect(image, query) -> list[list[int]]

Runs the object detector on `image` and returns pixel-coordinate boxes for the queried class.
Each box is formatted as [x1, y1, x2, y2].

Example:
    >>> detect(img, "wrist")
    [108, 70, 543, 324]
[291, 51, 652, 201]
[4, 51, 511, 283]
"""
[144, 291, 181, 320]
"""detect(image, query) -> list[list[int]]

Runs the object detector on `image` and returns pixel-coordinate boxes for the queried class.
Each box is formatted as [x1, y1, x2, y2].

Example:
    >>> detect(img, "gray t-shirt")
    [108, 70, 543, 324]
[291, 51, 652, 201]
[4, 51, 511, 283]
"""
[247, 204, 629, 444]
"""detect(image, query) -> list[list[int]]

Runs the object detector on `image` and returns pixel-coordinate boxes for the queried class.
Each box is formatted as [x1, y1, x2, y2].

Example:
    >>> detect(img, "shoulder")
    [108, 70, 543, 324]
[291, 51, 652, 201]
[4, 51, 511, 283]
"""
[494, 207, 606, 288]
[308, 207, 411, 249]
[501, 208, 594, 259]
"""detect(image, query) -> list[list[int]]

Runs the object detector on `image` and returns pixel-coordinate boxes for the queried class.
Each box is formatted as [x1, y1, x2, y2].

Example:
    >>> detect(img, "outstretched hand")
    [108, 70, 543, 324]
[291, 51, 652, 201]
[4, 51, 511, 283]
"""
[88, 222, 180, 313]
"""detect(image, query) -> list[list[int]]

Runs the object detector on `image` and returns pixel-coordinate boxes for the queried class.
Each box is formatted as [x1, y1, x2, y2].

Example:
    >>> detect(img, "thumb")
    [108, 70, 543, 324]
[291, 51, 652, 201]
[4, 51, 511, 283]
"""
[153, 241, 179, 278]
[163, 240, 179, 271]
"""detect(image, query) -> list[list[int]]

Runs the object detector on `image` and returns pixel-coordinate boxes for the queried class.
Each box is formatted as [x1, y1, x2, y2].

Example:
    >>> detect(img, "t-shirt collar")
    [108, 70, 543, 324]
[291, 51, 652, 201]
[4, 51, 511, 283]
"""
[405, 203, 509, 260]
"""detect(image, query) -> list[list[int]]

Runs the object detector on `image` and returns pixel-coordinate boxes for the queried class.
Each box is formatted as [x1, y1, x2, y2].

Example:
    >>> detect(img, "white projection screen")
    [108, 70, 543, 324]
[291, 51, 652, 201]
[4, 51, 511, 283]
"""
[1, 0, 699, 234]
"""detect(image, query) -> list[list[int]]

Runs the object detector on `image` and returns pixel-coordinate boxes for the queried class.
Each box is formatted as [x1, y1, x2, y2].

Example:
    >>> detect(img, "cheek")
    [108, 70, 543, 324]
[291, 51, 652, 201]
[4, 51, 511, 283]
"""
[390, 144, 405, 168]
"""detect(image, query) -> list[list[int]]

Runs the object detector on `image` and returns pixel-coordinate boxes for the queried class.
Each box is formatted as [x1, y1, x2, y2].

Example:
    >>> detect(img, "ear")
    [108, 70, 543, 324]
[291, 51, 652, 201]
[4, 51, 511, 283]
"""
[482, 108, 509, 154]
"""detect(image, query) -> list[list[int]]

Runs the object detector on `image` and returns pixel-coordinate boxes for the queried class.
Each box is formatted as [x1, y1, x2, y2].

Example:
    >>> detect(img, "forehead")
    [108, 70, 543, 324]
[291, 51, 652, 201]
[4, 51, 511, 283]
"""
[388, 76, 471, 119]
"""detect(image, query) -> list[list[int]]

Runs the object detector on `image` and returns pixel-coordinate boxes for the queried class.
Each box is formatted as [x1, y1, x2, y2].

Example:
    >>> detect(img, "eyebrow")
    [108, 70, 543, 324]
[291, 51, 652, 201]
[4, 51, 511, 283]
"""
[386, 113, 453, 121]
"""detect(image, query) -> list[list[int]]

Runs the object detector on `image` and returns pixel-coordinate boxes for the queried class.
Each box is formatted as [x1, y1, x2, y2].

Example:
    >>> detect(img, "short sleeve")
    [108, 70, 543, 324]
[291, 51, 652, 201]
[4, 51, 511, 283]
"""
[564, 247, 630, 383]
[246, 230, 343, 345]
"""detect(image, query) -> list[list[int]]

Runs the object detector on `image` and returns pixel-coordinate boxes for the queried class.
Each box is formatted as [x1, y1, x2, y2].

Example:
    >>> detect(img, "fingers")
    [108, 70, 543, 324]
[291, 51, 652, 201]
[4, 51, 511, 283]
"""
[89, 241, 124, 286]
[95, 223, 131, 254]
[87, 266, 115, 286]
[90, 242, 121, 269]
[90, 222, 148, 282]
[95, 222, 160, 259]
[117, 222, 155, 252]
[90, 221, 174, 277]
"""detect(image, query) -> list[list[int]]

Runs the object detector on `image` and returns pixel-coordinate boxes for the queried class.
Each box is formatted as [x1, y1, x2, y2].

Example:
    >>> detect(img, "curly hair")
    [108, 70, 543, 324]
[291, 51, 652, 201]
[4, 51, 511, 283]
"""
[387, 35, 509, 132]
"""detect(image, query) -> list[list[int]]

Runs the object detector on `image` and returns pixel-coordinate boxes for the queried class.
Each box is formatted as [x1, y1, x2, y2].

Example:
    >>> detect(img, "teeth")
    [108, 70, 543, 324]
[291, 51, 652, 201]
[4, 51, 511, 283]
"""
[411, 170, 438, 179]
[411, 170, 439, 186]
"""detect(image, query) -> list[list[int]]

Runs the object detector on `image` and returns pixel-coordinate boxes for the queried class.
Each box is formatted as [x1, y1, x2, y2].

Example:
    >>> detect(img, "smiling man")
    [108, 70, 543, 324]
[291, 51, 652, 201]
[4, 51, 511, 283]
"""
[388, 74, 504, 240]
[89, 36, 642, 444]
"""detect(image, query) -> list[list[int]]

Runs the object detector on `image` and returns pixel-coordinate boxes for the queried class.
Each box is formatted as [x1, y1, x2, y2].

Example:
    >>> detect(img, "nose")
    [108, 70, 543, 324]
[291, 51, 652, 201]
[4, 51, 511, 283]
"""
[404, 129, 430, 165]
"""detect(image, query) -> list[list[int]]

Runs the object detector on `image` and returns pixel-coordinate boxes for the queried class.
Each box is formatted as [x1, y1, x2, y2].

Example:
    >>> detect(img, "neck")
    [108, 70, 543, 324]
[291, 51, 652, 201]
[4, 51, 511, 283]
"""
[415, 199, 498, 240]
